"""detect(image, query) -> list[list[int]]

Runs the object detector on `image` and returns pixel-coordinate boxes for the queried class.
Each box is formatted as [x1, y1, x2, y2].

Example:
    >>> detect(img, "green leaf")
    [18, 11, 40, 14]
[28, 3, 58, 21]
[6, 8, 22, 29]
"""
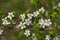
[0, 11, 5, 18]
[3, 25, 9, 30]
[11, 36, 17, 40]
[24, 8, 30, 14]
[53, 22, 57, 28]
[26, 37, 32, 40]
[56, 7, 60, 11]
[58, 25, 60, 29]
[31, 0, 37, 7]
[33, 21, 40, 29]
[18, 30, 24, 40]
[49, 31, 54, 35]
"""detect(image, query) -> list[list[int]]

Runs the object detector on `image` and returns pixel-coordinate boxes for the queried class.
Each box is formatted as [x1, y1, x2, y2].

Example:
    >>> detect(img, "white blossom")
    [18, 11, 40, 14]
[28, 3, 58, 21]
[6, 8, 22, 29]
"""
[19, 14, 25, 21]
[32, 33, 35, 37]
[17, 22, 26, 29]
[2, 12, 14, 25]
[27, 13, 33, 19]
[39, 9, 41, 12]
[41, 25, 45, 28]
[53, 37, 59, 40]
[39, 7, 45, 13]
[44, 19, 52, 26]
[2, 20, 10, 25]
[45, 11, 48, 16]
[24, 30, 30, 37]
[33, 11, 40, 17]
[53, 36, 60, 40]
[7, 12, 14, 19]
[39, 19, 52, 28]
[25, 19, 32, 25]
[39, 18, 45, 25]
[58, 2, 60, 7]
[2, 17, 10, 25]
[2, 17, 7, 21]
[45, 35, 50, 40]
[0, 29, 3, 35]
[32, 37, 38, 40]
[53, 6, 57, 10]
[39, 18, 45, 28]
[41, 7, 45, 12]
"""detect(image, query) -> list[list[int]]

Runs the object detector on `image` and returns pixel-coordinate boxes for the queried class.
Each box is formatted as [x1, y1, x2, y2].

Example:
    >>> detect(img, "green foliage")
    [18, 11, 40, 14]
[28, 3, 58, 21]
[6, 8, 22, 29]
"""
[0, 11, 5, 18]
[32, 21, 40, 29]
[24, 8, 31, 14]
[36, 31, 45, 40]
[58, 25, 60, 29]
[26, 37, 32, 40]
[3, 25, 9, 30]
[49, 31, 54, 35]
[53, 22, 58, 28]
[31, 0, 38, 7]
[18, 30, 24, 40]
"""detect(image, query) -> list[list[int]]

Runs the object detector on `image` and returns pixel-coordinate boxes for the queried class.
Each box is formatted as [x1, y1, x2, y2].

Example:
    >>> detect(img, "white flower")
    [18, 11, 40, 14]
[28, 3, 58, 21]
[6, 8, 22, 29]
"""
[45, 35, 50, 40]
[17, 22, 26, 29]
[44, 19, 52, 26]
[2, 17, 7, 21]
[39, 19, 45, 28]
[7, 12, 14, 19]
[2, 12, 14, 25]
[2, 20, 10, 25]
[45, 11, 48, 16]
[53, 36, 59, 40]
[27, 13, 33, 19]
[53, 6, 57, 10]
[2, 17, 10, 25]
[33, 12, 37, 17]
[53, 36, 60, 40]
[25, 19, 32, 25]
[35, 11, 40, 15]
[33, 11, 40, 17]
[32, 33, 35, 37]
[39, 18, 45, 25]
[41, 7, 45, 12]
[39, 9, 41, 12]
[24, 30, 30, 37]
[0, 29, 3, 35]
[32, 37, 38, 40]
[58, 2, 60, 7]
[39, 19, 52, 28]
[39, 19, 52, 26]
[39, 7, 45, 13]
[41, 25, 45, 28]
[19, 14, 25, 21]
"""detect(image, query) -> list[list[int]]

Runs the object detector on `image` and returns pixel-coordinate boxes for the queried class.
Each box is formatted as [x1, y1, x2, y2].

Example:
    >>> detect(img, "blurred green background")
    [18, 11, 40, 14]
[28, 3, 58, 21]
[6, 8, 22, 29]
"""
[0, 0, 60, 40]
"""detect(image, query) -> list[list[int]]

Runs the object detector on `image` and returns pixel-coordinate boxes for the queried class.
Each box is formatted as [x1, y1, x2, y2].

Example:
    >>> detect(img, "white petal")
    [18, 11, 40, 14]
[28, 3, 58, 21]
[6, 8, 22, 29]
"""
[21, 27, 24, 29]
[58, 2, 60, 7]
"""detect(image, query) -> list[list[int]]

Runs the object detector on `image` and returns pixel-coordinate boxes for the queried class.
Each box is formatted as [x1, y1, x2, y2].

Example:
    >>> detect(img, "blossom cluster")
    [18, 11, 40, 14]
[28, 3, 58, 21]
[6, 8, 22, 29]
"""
[24, 30, 30, 37]
[1, 5, 59, 38]
[1, 7, 52, 38]
[0, 2, 60, 40]
[39, 19, 52, 28]
[16, 7, 46, 37]
[2, 12, 14, 25]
